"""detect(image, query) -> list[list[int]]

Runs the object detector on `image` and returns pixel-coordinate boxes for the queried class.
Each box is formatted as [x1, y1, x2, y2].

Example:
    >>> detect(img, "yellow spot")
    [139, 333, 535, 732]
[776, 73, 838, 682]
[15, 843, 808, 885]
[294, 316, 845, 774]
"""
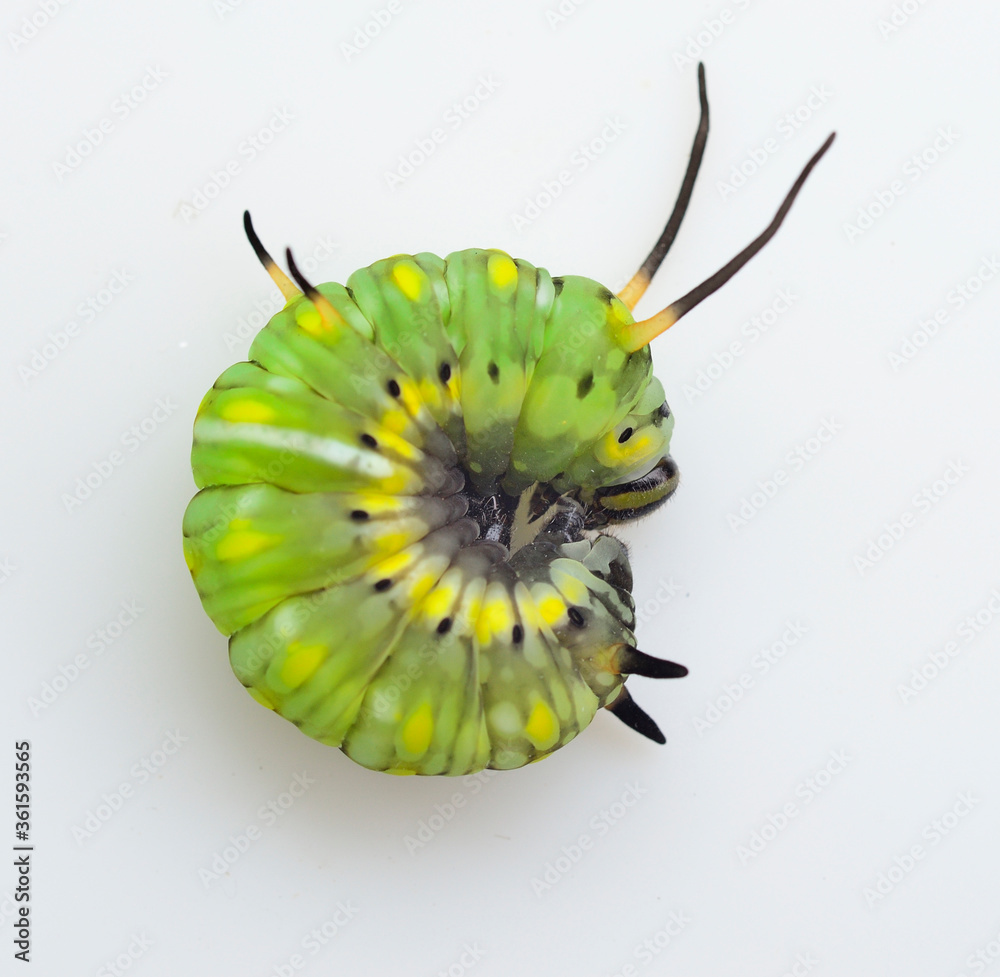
[397, 379, 423, 416]
[220, 399, 276, 424]
[294, 304, 326, 335]
[354, 493, 403, 515]
[607, 295, 634, 328]
[487, 253, 518, 291]
[418, 376, 443, 411]
[279, 643, 326, 689]
[248, 686, 277, 710]
[373, 466, 417, 497]
[372, 530, 411, 556]
[598, 427, 656, 467]
[538, 594, 567, 626]
[408, 572, 440, 604]
[400, 702, 434, 756]
[525, 700, 558, 748]
[392, 261, 424, 301]
[216, 529, 279, 561]
[379, 408, 410, 435]
[374, 427, 419, 461]
[550, 568, 588, 606]
[475, 594, 514, 644]
[421, 584, 456, 620]
[373, 549, 416, 579]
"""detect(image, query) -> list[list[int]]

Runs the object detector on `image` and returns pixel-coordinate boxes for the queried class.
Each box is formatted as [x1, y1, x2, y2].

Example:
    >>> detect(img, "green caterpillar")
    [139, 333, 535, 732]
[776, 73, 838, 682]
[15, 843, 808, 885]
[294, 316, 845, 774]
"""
[183, 65, 834, 775]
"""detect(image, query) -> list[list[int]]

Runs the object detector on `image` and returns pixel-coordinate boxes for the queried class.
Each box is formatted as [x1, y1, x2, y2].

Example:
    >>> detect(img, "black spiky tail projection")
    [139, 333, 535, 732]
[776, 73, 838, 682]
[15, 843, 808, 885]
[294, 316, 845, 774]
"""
[606, 687, 669, 744]
[603, 645, 689, 743]
[617, 644, 689, 679]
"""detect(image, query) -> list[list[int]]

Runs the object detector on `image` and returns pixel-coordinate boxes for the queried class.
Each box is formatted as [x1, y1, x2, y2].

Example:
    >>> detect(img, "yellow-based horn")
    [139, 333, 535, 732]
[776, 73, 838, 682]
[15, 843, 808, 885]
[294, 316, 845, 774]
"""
[244, 211, 301, 302]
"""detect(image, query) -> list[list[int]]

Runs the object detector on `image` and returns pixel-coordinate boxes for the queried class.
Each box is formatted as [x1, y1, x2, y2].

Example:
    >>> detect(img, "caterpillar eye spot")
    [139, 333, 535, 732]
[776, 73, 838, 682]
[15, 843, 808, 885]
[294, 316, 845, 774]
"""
[188, 72, 833, 775]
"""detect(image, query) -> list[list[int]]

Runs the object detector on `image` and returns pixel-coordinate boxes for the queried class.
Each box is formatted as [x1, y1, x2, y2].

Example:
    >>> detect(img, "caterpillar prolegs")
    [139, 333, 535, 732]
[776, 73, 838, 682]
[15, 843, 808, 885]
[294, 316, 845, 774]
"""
[182, 65, 834, 775]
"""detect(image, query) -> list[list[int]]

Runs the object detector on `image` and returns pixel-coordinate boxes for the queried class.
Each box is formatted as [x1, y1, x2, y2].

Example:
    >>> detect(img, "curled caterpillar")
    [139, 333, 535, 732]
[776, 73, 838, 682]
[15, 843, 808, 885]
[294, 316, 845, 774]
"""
[182, 65, 834, 775]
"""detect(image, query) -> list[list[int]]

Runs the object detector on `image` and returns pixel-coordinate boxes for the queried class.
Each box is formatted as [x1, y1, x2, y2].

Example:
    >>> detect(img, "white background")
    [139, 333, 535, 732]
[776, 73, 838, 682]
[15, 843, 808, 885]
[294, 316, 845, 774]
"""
[4, 0, 1000, 974]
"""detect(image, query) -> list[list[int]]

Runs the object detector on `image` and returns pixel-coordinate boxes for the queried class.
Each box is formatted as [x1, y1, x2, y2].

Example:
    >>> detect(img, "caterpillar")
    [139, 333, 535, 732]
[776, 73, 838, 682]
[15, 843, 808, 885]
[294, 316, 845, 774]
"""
[183, 65, 834, 775]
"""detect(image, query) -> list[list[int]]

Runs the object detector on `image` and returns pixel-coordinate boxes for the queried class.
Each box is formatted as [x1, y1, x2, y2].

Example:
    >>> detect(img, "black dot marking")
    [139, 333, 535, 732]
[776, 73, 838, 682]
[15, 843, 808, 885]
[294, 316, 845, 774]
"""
[439, 362, 452, 384]
[436, 617, 452, 634]
[576, 372, 594, 399]
[488, 361, 500, 383]
[512, 624, 524, 644]
[552, 277, 564, 295]
[568, 607, 585, 628]
[374, 578, 392, 592]
[618, 427, 634, 444]
[350, 509, 369, 522]
[659, 402, 672, 419]
[360, 433, 378, 449]
[598, 287, 616, 305]
[387, 379, 401, 398]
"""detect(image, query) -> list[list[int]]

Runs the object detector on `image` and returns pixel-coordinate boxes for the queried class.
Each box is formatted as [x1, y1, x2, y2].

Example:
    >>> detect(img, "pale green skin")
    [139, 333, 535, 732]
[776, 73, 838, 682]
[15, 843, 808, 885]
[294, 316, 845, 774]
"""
[183, 249, 675, 775]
